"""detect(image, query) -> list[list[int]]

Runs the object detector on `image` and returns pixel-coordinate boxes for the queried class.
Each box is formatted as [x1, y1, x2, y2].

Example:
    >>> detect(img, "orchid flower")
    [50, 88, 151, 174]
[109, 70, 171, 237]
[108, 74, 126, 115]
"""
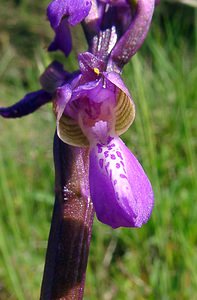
[0, 0, 156, 229]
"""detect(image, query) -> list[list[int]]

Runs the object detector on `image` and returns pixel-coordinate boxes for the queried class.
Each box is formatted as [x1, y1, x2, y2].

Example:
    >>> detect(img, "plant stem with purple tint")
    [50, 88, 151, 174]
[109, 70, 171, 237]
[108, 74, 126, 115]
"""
[40, 133, 94, 299]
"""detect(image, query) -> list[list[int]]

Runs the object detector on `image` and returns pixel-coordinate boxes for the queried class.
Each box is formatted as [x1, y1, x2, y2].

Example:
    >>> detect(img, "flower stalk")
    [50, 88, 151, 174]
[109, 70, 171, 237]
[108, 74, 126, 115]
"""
[40, 133, 94, 300]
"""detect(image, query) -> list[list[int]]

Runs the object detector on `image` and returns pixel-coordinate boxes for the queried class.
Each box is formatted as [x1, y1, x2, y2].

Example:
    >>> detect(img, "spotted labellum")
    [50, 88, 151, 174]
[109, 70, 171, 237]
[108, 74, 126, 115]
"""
[0, 0, 156, 229]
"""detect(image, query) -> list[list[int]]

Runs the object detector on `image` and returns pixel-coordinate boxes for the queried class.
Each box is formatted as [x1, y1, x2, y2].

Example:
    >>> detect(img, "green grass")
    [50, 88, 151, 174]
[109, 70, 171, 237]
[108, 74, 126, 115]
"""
[0, 2, 197, 300]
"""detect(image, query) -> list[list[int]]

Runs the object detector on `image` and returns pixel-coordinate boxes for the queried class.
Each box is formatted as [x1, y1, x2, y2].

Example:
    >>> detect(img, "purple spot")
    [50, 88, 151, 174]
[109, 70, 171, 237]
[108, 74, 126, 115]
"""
[105, 162, 110, 174]
[120, 174, 127, 179]
[114, 179, 117, 185]
[110, 154, 116, 160]
[109, 169, 112, 180]
[116, 163, 120, 169]
[97, 144, 103, 153]
[107, 143, 116, 150]
[116, 151, 123, 160]
[99, 159, 104, 168]
[107, 136, 114, 144]
[120, 160, 125, 167]
[104, 151, 109, 158]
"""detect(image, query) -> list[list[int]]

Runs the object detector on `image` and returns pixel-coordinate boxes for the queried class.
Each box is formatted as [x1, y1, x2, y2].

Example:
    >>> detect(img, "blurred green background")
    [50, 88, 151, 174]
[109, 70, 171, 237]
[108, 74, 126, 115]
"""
[0, 1, 196, 299]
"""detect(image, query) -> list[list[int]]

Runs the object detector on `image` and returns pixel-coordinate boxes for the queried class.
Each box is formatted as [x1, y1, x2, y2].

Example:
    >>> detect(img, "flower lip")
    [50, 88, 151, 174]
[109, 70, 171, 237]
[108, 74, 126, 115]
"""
[89, 136, 154, 228]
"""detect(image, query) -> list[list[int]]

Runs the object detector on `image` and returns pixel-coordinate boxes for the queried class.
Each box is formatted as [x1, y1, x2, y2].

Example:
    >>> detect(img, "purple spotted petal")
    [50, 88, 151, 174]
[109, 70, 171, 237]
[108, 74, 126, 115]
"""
[89, 136, 154, 228]
[110, 0, 155, 68]
[0, 90, 51, 118]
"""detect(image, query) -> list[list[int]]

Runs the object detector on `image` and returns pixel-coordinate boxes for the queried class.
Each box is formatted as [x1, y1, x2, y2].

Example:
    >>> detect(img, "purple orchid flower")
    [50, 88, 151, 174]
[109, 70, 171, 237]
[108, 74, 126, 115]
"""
[50, 53, 153, 228]
[0, 0, 156, 229]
